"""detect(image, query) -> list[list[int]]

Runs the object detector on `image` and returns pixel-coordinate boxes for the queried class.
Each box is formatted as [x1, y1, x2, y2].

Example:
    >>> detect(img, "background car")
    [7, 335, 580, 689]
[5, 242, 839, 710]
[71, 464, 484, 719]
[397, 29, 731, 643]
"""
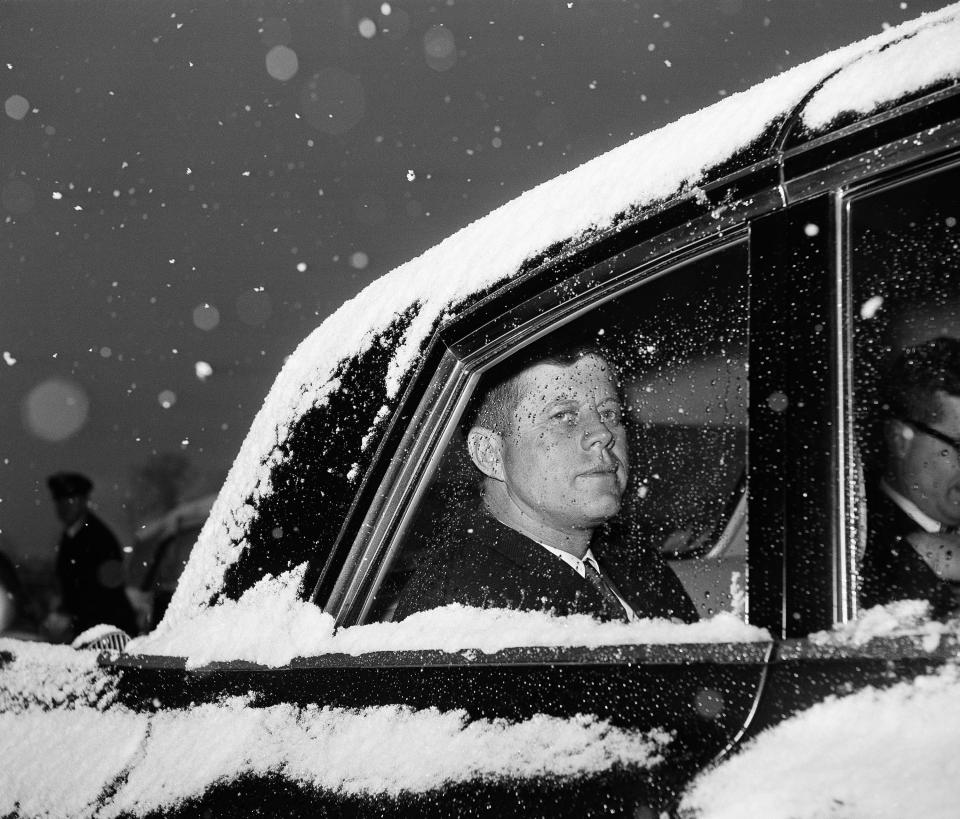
[3, 6, 960, 817]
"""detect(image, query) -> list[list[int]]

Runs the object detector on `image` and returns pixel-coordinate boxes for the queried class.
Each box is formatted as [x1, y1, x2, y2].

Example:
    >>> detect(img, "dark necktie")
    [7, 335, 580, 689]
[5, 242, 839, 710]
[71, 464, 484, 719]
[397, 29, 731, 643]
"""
[582, 559, 629, 622]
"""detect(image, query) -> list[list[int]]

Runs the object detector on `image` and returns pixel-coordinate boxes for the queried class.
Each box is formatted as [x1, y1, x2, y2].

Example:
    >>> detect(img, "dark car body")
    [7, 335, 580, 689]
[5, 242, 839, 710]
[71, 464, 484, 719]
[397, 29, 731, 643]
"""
[4, 8, 960, 818]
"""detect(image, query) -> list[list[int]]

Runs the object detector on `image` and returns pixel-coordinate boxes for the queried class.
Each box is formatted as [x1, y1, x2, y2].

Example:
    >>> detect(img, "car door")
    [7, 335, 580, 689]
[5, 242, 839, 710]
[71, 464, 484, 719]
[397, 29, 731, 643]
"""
[113, 215, 777, 816]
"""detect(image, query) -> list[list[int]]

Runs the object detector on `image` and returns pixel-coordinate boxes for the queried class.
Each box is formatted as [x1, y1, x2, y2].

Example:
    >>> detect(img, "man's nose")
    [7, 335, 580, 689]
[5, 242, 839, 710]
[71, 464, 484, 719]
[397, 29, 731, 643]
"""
[580, 407, 615, 450]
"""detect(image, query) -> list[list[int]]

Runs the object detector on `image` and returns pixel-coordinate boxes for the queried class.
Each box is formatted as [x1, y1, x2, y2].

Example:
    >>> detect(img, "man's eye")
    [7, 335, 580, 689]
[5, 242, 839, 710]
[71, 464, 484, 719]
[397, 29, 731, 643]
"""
[552, 410, 577, 423]
[600, 407, 622, 424]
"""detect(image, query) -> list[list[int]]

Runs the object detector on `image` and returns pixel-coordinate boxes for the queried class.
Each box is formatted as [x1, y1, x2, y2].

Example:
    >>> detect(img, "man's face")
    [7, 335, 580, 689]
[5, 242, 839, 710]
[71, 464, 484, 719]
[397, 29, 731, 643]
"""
[891, 391, 960, 527]
[498, 354, 629, 534]
[53, 493, 88, 527]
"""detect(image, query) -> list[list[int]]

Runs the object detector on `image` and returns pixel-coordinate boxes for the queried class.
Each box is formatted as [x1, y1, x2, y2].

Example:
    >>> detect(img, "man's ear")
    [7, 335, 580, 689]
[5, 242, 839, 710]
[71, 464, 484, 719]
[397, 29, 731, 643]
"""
[467, 427, 505, 481]
[885, 418, 914, 460]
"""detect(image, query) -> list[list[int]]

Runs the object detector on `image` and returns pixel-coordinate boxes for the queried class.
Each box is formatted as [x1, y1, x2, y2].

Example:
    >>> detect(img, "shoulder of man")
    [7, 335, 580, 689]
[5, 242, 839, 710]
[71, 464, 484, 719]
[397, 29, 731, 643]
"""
[77, 512, 124, 555]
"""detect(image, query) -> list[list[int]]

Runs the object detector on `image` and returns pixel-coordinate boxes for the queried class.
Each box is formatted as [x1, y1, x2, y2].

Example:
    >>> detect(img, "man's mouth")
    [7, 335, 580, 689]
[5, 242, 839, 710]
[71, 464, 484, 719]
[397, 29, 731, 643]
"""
[581, 464, 619, 477]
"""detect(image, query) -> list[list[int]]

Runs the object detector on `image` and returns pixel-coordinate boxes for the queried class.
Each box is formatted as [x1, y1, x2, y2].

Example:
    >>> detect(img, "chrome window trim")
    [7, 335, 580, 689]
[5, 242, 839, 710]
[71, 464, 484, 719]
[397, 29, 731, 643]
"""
[832, 188, 857, 625]
[783, 111, 960, 205]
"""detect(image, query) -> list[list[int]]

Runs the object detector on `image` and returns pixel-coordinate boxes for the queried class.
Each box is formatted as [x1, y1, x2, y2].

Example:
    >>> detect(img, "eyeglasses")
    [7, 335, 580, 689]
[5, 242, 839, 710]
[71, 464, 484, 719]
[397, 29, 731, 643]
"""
[901, 418, 960, 458]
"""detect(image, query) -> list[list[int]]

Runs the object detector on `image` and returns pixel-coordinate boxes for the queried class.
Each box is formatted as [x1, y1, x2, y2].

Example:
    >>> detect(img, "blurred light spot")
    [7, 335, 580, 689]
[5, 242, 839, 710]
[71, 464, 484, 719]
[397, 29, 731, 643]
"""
[158, 390, 177, 409]
[260, 17, 292, 47]
[2, 179, 35, 215]
[52, 191, 62, 200]
[423, 25, 456, 71]
[693, 688, 726, 719]
[350, 251, 369, 270]
[195, 361, 213, 381]
[804, 222, 820, 237]
[4, 95, 29, 120]
[946, 216, 957, 228]
[296, 262, 307, 272]
[3, 351, 16, 366]
[44, 124, 56, 136]
[99, 346, 112, 358]
[266, 45, 299, 82]
[381, 3, 391, 14]
[192, 303, 220, 331]
[358, 17, 376, 38]
[300, 68, 365, 134]
[22, 378, 90, 442]
[236, 289, 273, 325]
[406, 169, 416, 182]
[766, 391, 789, 413]
[860, 295, 884, 320]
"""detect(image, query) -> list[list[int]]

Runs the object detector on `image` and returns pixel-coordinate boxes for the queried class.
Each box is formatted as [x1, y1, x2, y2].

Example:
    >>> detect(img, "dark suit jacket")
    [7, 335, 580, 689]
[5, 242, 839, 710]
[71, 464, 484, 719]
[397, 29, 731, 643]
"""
[56, 512, 137, 635]
[393, 507, 698, 623]
[860, 487, 957, 619]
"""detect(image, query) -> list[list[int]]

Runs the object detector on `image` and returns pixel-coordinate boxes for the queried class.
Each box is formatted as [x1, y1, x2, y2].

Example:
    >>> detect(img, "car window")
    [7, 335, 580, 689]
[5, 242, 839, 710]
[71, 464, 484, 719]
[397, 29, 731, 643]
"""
[850, 162, 960, 618]
[361, 242, 749, 628]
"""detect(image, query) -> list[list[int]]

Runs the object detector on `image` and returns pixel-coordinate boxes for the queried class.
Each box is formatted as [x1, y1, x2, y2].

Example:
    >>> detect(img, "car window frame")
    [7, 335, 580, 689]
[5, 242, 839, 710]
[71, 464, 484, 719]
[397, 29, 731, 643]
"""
[323, 225, 760, 630]
[839, 152, 960, 618]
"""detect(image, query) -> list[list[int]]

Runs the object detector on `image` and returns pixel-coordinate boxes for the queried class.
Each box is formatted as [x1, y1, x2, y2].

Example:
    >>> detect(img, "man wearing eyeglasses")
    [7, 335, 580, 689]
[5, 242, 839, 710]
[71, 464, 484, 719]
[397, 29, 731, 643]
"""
[861, 336, 960, 618]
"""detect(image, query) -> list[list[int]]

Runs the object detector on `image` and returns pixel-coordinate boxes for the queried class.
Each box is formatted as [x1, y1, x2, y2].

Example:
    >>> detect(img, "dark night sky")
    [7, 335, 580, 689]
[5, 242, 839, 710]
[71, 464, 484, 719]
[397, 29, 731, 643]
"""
[0, 0, 948, 572]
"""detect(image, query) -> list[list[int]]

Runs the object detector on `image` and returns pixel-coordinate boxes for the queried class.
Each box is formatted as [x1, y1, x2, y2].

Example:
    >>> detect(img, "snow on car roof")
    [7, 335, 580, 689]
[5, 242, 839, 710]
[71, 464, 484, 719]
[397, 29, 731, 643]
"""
[163, 4, 960, 639]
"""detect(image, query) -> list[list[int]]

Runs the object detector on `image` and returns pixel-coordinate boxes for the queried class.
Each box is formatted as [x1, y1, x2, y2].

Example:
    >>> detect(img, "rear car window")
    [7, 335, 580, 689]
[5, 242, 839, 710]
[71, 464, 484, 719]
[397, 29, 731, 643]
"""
[850, 162, 960, 619]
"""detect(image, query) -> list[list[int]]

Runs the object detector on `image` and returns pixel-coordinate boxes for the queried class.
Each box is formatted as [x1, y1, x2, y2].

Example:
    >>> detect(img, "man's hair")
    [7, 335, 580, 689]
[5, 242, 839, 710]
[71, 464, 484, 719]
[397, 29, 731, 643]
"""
[465, 343, 614, 435]
[884, 336, 960, 424]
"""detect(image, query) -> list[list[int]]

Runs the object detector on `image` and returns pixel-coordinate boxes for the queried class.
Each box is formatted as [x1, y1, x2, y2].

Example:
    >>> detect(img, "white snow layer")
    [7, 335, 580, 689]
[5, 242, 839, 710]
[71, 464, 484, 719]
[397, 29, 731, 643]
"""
[0, 638, 117, 713]
[679, 662, 960, 819]
[803, 13, 960, 129]
[164, 6, 960, 647]
[808, 598, 956, 652]
[0, 698, 668, 818]
[127, 565, 770, 669]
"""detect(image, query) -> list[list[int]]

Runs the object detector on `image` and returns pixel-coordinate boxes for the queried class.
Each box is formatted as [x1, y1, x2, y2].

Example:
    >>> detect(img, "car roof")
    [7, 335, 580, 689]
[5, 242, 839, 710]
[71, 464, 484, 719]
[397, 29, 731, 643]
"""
[163, 4, 960, 625]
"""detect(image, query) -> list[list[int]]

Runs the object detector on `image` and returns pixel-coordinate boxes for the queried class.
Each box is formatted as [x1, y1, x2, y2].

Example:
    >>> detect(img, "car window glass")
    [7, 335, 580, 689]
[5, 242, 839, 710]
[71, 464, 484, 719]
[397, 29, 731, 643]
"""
[850, 163, 960, 618]
[364, 243, 749, 629]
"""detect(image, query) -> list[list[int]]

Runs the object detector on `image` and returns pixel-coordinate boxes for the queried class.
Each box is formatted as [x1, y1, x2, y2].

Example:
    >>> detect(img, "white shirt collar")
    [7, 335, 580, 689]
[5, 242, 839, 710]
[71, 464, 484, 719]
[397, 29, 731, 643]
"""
[536, 541, 594, 577]
[881, 480, 943, 533]
[533, 541, 636, 621]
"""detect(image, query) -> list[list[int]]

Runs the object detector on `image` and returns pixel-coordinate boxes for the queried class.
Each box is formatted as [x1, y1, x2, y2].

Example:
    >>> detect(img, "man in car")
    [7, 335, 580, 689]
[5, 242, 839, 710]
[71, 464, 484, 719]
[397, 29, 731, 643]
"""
[861, 336, 960, 617]
[393, 346, 698, 623]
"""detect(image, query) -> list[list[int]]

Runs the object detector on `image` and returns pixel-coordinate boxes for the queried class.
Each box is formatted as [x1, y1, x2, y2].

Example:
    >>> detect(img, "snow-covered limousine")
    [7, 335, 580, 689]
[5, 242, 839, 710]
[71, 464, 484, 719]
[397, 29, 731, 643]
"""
[5, 7, 960, 818]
